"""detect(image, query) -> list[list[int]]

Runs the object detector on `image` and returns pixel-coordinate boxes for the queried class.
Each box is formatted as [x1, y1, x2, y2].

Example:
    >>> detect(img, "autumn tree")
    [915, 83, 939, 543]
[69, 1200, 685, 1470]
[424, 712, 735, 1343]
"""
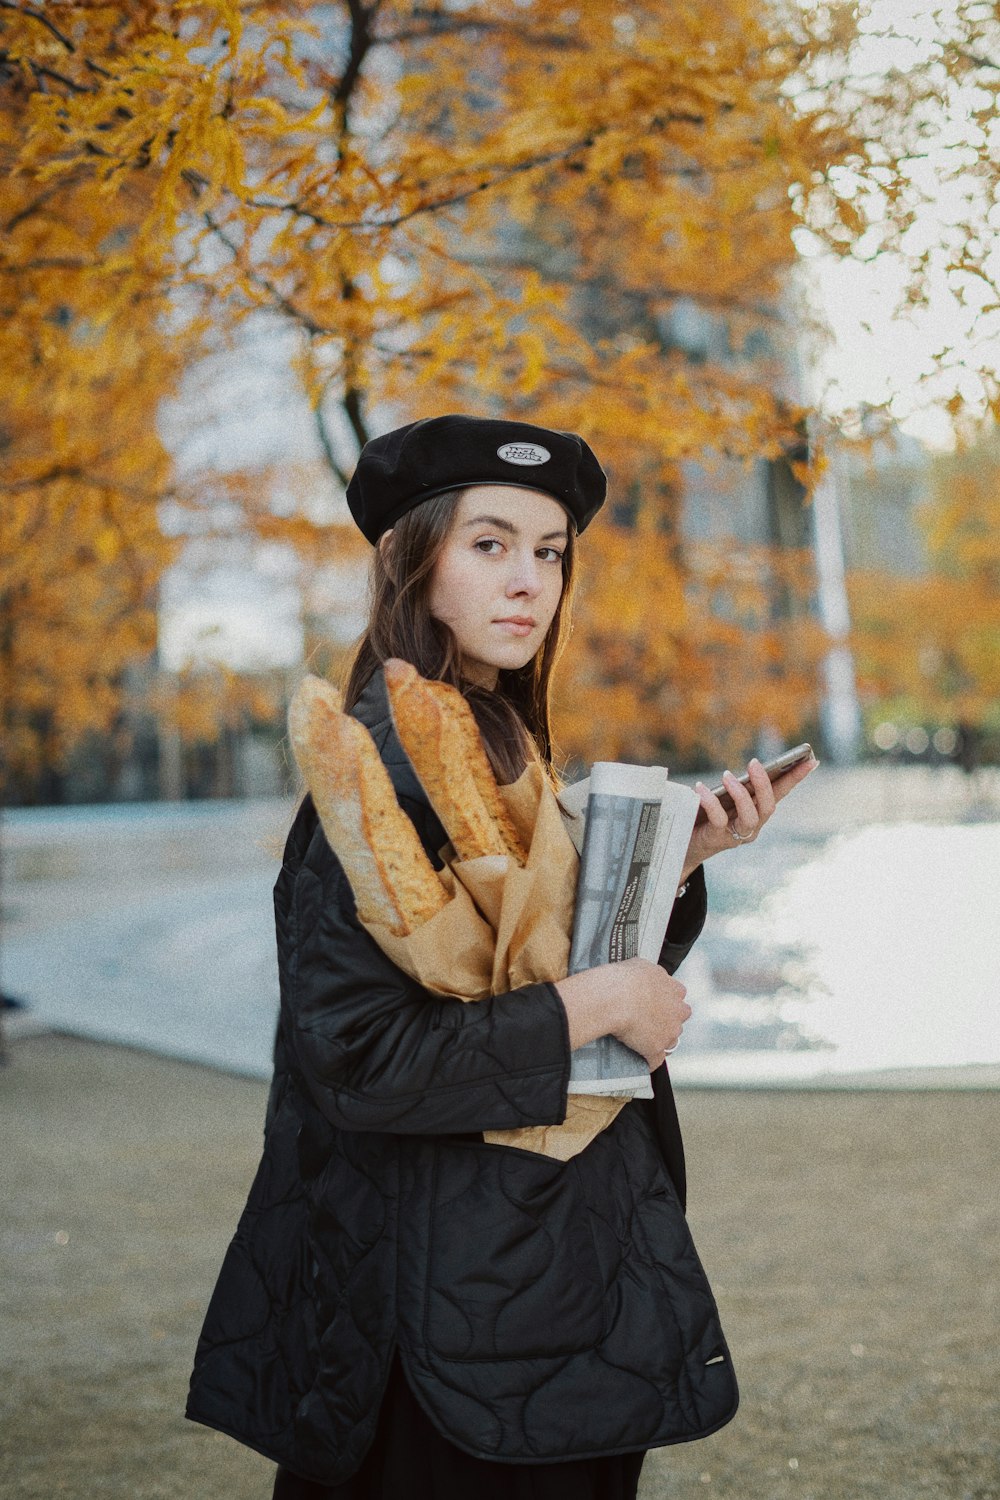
[803, 0, 1000, 768]
[6, 0, 998, 788]
[0, 4, 186, 797]
[847, 426, 1000, 762]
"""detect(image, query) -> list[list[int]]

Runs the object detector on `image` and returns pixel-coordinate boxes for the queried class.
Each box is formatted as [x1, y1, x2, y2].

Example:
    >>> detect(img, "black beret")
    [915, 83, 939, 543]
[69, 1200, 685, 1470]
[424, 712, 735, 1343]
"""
[345, 414, 607, 544]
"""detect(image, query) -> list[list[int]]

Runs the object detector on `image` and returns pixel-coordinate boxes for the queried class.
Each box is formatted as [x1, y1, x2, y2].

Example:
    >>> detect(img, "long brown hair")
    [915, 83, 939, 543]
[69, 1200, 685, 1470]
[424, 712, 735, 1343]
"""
[343, 489, 577, 785]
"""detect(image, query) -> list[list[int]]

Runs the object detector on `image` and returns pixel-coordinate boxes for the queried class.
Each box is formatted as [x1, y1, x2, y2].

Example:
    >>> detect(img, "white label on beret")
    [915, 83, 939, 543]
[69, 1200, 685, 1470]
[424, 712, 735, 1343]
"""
[497, 442, 551, 466]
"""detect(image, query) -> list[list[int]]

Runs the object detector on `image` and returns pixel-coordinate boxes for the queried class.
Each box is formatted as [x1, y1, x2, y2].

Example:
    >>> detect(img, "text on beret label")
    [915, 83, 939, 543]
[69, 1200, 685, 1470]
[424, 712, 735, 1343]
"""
[496, 442, 551, 466]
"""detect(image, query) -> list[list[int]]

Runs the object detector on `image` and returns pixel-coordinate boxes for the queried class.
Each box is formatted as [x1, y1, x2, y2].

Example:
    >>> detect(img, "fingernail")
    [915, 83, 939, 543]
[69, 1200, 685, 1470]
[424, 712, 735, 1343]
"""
[695, 781, 706, 791]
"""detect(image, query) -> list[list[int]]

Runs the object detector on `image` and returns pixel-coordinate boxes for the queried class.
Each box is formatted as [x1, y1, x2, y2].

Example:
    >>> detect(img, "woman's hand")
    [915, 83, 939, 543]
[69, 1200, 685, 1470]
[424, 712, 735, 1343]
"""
[556, 957, 692, 1072]
[680, 752, 819, 883]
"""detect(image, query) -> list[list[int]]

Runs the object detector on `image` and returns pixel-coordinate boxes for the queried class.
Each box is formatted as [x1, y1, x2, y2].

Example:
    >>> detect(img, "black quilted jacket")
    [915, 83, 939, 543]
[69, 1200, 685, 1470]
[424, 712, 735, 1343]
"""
[185, 671, 738, 1480]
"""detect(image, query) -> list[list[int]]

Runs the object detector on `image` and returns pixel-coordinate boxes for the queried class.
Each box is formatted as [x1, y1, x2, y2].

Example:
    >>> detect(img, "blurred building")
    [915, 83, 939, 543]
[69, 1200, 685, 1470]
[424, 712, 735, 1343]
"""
[653, 296, 863, 764]
[12, 655, 296, 807]
[832, 421, 931, 577]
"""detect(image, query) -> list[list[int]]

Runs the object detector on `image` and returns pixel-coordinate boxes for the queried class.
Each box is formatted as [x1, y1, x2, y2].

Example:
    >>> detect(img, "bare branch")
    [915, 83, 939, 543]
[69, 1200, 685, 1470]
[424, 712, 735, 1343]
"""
[238, 134, 601, 233]
[342, 380, 369, 454]
[3, 176, 73, 231]
[313, 403, 351, 490]
[202, 211, 335, 337]
[83, 55, 114, 82]
[0, 1, 75, 52]
[27, 59, 91, 93]
[334, 0, 379, 116]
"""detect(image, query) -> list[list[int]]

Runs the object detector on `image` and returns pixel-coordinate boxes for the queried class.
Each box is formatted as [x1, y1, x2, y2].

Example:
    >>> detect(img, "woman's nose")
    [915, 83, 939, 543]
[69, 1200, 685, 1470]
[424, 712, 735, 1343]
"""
[506, 554, 543, 597]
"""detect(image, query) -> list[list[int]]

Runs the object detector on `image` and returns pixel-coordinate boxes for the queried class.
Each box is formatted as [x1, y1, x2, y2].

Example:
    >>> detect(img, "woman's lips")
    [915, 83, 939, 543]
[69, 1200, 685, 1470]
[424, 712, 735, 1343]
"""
[494, 617, 536, 636]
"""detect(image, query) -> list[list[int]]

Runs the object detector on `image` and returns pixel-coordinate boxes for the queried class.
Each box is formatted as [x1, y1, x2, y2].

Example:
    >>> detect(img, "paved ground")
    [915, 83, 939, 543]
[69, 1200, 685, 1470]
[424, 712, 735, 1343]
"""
[3, 1034, 998, 1500]
[2, 798, 289, 1075]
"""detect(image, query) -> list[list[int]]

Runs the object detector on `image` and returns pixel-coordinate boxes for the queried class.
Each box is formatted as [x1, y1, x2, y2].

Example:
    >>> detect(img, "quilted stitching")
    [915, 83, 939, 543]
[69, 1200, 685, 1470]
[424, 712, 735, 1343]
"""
[185, 671, 737, 1482]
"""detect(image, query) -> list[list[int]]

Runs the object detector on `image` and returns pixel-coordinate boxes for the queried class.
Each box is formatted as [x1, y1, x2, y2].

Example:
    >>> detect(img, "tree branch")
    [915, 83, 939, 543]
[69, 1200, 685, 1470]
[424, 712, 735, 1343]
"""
[342, 380, 369, 454]
[379, 15, 582, 48]
[27, 59, 91, 93]
[312, 403, 351, 489]
[234, 115, 769, 237]
[0, 1, 75, 52]
[201, 211, 335, 337]
[334, 0, 379, 116]
[1, 465, 178, 505]
[441, 251, 786, 321]
[239, 134, 601, 233]
[0, 257, 104, 272]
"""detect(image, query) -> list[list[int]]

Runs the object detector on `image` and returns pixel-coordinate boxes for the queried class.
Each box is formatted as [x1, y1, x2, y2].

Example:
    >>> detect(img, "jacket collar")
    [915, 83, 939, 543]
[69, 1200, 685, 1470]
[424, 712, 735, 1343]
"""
[350, 662, 392, 736]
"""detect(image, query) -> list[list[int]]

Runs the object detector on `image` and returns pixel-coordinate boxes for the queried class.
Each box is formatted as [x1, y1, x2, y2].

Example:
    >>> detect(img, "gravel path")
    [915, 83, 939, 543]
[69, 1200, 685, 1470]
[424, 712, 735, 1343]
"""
[3, 1034, 998, 1499]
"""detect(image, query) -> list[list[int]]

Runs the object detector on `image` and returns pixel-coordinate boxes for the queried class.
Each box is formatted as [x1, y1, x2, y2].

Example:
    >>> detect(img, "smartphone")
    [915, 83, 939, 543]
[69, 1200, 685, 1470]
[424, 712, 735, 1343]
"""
[702, 743, 813, 817]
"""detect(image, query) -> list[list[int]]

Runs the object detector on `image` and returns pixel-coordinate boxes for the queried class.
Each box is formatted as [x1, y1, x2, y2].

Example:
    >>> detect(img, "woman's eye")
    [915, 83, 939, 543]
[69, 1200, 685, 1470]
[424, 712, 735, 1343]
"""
[537, 547, 564, 563]
[474, 538, 503, 554]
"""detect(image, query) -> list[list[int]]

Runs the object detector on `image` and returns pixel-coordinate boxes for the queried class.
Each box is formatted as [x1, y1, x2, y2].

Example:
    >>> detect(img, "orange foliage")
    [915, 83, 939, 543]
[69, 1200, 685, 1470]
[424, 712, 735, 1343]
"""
[848, 433, 1000, 731]
[557, 533, 827, 766]
[151, 663, 287, 746]
[0, 19, 183, 792]
[8, 1, 992, 784]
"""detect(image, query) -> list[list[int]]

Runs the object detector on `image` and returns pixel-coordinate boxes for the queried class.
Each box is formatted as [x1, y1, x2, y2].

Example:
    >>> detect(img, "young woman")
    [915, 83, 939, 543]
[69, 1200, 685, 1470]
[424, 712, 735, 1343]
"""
[186, 415, 818, 1500]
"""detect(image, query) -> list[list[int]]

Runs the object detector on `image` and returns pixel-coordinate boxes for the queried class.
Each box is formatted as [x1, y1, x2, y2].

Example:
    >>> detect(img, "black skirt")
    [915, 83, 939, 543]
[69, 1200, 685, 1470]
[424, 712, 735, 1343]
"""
[272, 1355, 646, 1500]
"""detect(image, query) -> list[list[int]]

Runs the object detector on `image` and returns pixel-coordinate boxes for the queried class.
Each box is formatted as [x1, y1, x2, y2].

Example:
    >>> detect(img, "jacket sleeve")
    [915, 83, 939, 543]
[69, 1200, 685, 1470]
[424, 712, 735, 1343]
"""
[658, 862, 707, 975]
[283, 833, 572, 1136]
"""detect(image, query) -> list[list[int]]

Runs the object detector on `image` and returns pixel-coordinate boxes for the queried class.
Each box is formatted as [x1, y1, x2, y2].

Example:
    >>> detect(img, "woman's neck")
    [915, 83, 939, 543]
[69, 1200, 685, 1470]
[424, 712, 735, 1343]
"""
[460, 660, 499, 691]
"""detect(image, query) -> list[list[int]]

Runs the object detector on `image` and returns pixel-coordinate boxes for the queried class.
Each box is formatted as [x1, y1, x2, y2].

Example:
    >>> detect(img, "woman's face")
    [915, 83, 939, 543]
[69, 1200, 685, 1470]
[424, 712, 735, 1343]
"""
[425, 485, 570, 688]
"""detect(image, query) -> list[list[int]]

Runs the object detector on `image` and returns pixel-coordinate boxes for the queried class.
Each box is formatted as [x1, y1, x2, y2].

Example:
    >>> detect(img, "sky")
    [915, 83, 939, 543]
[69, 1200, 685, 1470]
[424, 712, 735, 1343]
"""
[798, 0, 1000, 449]
[802, 255, 959, 449]
[800, 210, 997, 452]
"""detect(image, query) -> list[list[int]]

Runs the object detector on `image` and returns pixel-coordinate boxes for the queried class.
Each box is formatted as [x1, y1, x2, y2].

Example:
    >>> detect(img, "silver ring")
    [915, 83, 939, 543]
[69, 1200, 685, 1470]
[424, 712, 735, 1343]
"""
[728, 823, 753, 843]
[664, 1045, 679, 1056]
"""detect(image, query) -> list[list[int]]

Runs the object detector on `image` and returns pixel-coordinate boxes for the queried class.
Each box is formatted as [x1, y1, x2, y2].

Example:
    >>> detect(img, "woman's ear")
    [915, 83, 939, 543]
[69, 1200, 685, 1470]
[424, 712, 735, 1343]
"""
[377, 527, 396, 579]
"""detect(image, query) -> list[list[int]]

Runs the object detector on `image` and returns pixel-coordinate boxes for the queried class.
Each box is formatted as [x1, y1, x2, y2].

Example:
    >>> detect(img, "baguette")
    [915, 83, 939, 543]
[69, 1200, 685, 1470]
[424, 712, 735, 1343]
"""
[384, 660, 529, 865]
[288, 675, 447, 936]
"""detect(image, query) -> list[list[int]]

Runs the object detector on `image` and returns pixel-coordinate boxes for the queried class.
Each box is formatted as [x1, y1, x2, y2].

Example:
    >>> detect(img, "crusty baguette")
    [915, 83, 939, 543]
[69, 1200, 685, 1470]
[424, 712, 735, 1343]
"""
[384, 660, 528, 865]
[288, 675, 447, 936]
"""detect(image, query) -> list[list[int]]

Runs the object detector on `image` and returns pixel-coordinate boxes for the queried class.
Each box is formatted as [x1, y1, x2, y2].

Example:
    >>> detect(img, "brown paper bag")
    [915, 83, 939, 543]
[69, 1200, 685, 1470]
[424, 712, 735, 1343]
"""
[290, 670, 632, 1160]
[365, 760, 630, 1162]
[365, 861, 496, 1001]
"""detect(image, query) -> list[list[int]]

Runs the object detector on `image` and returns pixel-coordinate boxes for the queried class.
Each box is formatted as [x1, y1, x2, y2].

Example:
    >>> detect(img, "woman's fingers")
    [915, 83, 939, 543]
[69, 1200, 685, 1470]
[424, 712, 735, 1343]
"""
[770, 753, 819, 804]
[722, 769, 760, 834]
[562, 958, 692, 1071]
[688, 752, 819, 868]
[745, 758, 777, 821]
[694, 781, 730, 829]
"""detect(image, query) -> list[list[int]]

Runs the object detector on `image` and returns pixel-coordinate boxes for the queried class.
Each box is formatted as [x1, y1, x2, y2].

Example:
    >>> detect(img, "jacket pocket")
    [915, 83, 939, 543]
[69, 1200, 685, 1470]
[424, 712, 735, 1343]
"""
[420, 1143, 606, 1362]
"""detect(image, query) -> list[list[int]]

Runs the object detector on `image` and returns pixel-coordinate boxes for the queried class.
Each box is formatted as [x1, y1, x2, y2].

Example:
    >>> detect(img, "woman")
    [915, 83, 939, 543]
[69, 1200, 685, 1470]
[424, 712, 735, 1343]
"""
[186, 414, 817, 1499]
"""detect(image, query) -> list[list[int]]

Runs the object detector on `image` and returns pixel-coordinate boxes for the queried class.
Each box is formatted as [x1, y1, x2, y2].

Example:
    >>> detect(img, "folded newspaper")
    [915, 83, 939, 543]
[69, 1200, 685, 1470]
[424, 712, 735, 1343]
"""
[559, 764, 700, 1101]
